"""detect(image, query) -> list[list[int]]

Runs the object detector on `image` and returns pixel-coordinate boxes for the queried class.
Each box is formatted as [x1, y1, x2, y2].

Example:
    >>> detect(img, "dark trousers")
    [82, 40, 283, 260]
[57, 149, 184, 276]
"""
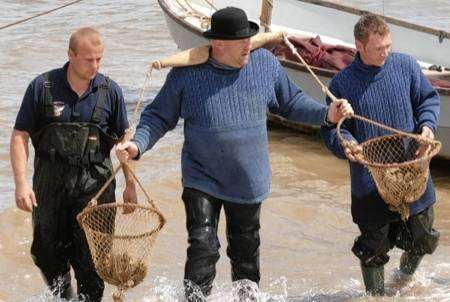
[182, 188, 261, 299]
[31, 158, 115, 301]
[352, 206, 440, 267]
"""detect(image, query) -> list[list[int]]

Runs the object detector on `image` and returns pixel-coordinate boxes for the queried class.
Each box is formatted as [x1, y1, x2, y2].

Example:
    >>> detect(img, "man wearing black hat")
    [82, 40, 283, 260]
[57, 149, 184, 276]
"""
[116, 6, 352, 301]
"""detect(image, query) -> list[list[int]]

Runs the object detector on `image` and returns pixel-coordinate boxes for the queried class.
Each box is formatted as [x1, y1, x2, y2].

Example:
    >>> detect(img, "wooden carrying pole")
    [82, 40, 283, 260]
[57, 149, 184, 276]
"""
[152, 31, 284, 70]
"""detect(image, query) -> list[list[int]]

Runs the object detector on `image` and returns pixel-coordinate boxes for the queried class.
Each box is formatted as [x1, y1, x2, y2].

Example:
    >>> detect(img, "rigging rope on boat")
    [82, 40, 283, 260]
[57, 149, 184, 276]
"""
[202, 0, 217, 11]
[0, 0, 85, 31]
[174, 0, 212, 28]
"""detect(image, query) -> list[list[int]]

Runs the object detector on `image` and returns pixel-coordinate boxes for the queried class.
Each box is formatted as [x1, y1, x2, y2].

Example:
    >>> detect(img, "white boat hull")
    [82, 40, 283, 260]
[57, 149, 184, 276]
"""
[206, 0, 450, 68]
[158, 0, 450, 159]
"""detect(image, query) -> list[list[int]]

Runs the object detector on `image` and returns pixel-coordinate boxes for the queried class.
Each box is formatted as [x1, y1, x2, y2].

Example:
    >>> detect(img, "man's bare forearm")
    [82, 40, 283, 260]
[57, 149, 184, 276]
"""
[10, 129, 30, 186]
[118, 129, 136, 185]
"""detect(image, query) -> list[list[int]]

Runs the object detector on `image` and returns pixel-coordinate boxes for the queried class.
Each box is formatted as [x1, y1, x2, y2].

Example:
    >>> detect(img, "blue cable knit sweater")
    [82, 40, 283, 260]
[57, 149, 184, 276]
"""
[133, 48, 328, 203]
[321, 52, 440, 224]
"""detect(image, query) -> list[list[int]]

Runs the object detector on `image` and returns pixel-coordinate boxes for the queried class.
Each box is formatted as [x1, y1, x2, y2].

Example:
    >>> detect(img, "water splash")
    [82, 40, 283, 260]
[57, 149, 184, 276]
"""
[20, 272, 450, 302]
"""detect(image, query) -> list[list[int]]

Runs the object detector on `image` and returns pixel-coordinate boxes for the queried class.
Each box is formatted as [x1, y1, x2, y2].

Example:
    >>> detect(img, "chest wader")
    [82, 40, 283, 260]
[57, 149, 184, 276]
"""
[29, 73, 118, 301]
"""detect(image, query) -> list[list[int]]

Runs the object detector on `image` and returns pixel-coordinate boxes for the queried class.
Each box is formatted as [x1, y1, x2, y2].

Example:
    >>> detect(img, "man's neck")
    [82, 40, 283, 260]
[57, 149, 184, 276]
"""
[67, 67, 90, 97]
[210, 49, 239, 68]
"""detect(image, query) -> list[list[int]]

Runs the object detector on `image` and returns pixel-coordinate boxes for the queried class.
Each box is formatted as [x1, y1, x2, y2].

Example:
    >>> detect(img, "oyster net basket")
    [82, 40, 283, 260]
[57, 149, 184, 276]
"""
[337, 115, 441, 220]
[77, 164, 165, 301]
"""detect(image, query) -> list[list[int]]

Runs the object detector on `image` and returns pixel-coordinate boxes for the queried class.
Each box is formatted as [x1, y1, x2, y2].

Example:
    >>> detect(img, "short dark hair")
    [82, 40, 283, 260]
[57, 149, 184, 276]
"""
[69, 27, 103, 54]
[354, 13, 390, 45]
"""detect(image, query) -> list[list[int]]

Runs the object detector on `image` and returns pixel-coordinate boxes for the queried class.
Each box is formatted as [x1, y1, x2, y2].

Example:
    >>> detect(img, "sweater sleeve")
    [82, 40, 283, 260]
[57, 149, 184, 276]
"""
[409, 59, 440, 133]
[320, 77, 357, 159]
[269, 60, 328, 125]
[132, 69, 182, 156]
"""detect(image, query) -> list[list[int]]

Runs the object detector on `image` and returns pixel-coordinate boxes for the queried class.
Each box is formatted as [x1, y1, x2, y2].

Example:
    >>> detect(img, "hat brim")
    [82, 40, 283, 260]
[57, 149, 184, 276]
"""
[203, 21, 259, 40]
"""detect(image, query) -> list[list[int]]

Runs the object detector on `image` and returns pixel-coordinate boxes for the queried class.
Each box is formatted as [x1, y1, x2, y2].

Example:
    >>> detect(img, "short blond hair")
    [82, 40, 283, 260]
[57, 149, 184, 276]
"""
[69, 27, 103, 54]
[354, 14, 390, 45]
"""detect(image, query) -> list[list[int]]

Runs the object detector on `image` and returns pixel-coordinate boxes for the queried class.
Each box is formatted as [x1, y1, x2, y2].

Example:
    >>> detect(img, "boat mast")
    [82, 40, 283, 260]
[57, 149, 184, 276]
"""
[260, 0, 273, 32]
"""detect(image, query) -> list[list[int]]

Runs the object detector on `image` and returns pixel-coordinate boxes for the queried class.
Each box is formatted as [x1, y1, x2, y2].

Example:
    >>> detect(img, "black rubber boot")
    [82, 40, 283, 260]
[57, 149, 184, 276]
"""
[400, 251, 424, 275]
[386, 252, 423, 294]
[361, 264, 385, 296]
[223, 201, 261, 285]
[41, 271, 75, 300]
[182, 188, 221, 300]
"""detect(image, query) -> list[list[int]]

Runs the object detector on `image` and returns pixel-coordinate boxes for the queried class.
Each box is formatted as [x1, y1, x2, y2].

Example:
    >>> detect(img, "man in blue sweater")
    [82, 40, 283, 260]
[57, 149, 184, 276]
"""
[117, 7, 352, 300]
[321, 14, 440, 296]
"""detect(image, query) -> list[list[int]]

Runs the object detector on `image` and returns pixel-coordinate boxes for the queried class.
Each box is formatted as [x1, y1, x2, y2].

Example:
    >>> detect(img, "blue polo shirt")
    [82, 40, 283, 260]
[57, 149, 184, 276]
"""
[14, 62, 129, 145]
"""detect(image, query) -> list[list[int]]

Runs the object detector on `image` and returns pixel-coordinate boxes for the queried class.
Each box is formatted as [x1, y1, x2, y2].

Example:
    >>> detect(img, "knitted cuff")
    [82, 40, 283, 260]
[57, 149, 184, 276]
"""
[323, 107, 335, 127]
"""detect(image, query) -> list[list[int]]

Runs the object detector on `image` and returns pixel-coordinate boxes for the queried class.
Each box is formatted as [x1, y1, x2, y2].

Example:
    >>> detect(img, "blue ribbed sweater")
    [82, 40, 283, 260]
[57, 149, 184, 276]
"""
[321, 52, 440, 223]
[133, 48, 328, 203]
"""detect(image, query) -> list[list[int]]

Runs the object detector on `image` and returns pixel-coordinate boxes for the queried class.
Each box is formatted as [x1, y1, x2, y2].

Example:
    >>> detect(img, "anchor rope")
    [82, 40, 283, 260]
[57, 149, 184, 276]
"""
[0, 0, 85, 30]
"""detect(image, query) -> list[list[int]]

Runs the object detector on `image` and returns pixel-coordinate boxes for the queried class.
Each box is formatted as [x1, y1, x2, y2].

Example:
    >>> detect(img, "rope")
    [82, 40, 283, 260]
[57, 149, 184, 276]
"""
[90, 161, 157, 210]
[202, 0, 217, 11]
[282, 35, 337, 102]
[90, 66, 156, 208]
[174, 0, 212, 29]
[175, 0, 205, 18]
[132, 67, 153, 126]
[0, 0, 85, 31]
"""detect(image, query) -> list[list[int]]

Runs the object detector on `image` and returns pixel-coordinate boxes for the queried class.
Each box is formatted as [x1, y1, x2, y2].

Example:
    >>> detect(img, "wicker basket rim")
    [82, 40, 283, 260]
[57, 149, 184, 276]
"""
[357, 134, 441, 168]
[77, 202, 165, 240]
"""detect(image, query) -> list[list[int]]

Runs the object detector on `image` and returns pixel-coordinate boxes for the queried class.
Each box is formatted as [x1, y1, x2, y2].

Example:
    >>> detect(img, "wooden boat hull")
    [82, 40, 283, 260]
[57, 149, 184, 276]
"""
[158, 0, 450, 159]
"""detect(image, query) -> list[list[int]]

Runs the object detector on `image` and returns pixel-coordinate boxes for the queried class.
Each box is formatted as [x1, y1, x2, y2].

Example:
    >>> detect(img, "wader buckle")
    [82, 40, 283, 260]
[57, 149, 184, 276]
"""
[43, 81, 54, 89]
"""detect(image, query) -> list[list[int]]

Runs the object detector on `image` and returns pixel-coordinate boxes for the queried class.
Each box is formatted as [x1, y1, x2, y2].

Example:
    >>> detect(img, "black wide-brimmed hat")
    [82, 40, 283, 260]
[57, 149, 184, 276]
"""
[203, 7, 259, 40]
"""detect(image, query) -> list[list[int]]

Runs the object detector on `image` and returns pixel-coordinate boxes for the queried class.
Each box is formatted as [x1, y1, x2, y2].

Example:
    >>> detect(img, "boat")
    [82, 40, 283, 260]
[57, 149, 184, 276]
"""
[157, 0, 450, 159]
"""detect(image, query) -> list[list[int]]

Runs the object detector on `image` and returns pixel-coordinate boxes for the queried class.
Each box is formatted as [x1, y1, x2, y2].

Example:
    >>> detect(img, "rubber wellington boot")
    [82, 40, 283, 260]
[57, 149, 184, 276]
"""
[400, 251, 424, 275]
[361, 264, 385, 296]
[42, 271, 75, 300]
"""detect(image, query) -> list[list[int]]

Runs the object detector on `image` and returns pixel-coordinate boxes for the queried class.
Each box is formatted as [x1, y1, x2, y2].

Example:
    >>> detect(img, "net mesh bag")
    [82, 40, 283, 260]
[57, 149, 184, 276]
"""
[338, 115, 441, 220]
[77, 164, 166, 301]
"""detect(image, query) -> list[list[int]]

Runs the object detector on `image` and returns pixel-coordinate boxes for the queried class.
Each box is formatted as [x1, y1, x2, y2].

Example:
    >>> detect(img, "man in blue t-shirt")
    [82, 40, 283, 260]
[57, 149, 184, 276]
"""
[116, 7, 352, 301]
[321, 14, 440, 296]
[11, 27, 135, 301]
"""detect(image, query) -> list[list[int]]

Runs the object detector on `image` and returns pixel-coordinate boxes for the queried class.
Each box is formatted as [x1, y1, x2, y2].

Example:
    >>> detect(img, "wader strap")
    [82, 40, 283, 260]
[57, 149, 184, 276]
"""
[91, 77, 109, 123]
[87, 77, 109, 160]
[43, 72, 54, 117]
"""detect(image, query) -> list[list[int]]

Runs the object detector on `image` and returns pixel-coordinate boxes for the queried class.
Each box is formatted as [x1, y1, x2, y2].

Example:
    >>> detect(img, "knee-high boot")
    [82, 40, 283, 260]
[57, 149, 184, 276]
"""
[400, 251, 424, 275]
[41, 271, 75, 299]
[360, 263, 385, 296]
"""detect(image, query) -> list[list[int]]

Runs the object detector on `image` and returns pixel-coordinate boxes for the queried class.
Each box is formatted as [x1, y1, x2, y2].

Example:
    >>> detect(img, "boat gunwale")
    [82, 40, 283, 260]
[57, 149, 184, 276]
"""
[296, 0, 449, 41]
[158, 0, 450, 96]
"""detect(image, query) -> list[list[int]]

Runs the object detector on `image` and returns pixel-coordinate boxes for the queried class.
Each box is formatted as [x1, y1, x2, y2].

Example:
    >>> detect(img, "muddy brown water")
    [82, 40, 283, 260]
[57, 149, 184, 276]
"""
[0, 1, 449, 301]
